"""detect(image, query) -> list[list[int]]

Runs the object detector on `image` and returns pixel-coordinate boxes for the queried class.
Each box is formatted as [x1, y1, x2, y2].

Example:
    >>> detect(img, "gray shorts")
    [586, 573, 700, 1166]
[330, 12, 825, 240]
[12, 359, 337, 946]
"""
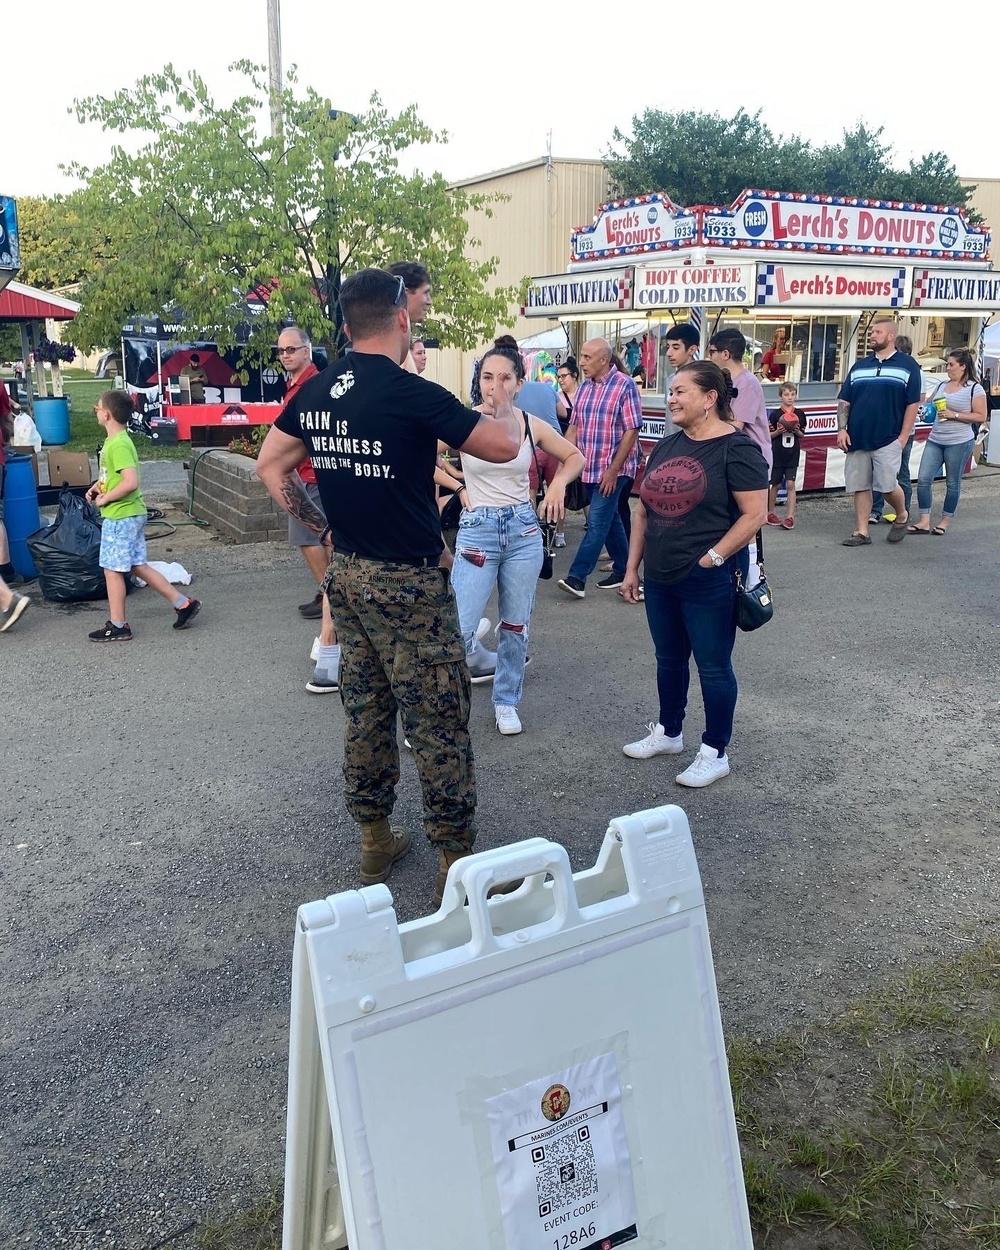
[288, 480, 327, 547]
[844, 441, 902, 494]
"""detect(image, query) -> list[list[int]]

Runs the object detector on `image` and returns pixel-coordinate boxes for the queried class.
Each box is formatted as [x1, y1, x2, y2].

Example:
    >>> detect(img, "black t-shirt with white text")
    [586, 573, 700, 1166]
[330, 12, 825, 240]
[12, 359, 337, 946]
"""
[275, 351, 479, 561]
[639, 429, 767, 584]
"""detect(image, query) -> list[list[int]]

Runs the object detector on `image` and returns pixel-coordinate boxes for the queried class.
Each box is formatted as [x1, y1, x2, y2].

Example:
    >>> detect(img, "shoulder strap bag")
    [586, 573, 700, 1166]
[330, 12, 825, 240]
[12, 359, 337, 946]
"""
[722, 435, 774, 632]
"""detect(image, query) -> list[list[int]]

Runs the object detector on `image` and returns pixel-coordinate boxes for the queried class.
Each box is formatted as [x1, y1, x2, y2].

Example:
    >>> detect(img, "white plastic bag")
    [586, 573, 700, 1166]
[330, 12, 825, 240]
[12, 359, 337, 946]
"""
[12, 412, 42, 454]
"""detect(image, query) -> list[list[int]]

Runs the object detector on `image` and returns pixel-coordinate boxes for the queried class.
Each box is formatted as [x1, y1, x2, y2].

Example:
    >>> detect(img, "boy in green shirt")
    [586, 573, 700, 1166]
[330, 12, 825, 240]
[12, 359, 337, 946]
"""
[86, 391, 201, 641]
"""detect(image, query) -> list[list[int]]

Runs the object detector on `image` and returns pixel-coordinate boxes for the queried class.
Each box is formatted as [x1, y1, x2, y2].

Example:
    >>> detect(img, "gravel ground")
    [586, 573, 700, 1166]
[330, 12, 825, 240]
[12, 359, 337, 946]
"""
[3, 470, 999, 1248]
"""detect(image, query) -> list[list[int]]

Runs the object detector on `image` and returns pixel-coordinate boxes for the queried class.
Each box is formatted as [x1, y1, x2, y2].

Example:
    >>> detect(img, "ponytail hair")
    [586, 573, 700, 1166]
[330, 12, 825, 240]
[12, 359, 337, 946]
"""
[949, 347, 978, 385]
[674, 361, 736, 422]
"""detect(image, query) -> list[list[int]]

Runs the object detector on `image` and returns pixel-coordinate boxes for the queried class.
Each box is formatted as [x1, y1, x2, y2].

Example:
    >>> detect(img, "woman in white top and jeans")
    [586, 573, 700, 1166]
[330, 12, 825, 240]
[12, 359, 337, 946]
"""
[908, 349, 987, 535]
[451, 343, 583, 736]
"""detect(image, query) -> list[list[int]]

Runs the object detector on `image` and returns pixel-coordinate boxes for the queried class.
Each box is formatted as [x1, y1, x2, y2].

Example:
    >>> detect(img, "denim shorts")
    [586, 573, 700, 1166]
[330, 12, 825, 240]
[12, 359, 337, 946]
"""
[288, 481, 327, 547]
[100, 514, 148, 572]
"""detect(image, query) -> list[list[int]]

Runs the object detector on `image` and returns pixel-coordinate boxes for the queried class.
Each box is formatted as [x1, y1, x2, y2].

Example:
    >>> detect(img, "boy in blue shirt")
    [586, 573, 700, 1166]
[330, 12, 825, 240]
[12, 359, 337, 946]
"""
[86, 391, 201, 641]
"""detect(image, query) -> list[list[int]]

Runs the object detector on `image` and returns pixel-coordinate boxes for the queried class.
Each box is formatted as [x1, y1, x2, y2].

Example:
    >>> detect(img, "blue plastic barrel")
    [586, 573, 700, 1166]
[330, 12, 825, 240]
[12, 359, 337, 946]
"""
[33, 396, 71, 445]
[3, 453, 42, 577]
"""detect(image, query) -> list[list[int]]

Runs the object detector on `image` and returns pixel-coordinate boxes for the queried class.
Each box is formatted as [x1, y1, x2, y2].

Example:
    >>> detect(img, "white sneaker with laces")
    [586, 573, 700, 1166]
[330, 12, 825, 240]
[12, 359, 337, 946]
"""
[675, 745, 730, 788]
[623, 722, 683, 759]
[495, 705, 522, 735]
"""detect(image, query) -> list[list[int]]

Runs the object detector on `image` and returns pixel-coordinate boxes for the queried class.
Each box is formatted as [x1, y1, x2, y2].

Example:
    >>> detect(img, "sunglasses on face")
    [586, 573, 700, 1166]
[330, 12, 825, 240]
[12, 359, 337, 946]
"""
[277, 345, 307, 355]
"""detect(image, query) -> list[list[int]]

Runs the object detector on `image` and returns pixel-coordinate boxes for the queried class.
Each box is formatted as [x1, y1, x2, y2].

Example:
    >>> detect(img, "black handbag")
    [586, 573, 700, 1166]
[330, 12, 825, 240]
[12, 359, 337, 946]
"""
[735, 527, 773, 631]
[524, 416, 555, 579]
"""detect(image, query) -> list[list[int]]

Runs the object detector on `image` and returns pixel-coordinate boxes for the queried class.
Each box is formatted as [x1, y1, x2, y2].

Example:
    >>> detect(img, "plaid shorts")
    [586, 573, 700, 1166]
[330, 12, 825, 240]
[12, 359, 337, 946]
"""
[100, 514, 147, 572]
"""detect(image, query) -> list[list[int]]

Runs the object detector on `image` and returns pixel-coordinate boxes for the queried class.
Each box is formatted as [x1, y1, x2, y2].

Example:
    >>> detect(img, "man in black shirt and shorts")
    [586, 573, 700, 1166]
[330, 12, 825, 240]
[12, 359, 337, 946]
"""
[256, 268, 521, 906]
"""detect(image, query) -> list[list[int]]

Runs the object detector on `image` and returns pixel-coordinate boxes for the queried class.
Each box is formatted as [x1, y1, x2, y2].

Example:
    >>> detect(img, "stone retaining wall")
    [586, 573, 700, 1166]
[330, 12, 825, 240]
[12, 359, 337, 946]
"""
[189, 451, 286, 543]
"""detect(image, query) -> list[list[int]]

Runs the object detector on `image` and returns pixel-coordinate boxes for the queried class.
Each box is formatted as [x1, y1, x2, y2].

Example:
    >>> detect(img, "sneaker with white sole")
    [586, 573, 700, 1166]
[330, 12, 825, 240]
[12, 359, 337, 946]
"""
[495, 705, 522, 735]
[675, 744, 730, 788]
[0, 592, 30, 633]
[554, 533, 566, 548]
[597, 573, 624, 589]
[306, 664, 340, 694]
[467, 639, 497, 684]
[623, 722, 684, 759]
[558, 575, 585, 599]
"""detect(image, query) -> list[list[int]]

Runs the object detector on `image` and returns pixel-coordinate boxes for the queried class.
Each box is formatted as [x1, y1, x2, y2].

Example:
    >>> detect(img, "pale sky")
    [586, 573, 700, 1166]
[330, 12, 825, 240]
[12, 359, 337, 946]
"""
[6, 0, 1000, 202]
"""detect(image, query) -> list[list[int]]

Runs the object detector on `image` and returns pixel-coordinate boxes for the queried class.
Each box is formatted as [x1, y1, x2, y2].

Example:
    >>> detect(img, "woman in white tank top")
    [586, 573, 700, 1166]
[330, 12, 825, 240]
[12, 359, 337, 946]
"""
[449, 344, 583, 736]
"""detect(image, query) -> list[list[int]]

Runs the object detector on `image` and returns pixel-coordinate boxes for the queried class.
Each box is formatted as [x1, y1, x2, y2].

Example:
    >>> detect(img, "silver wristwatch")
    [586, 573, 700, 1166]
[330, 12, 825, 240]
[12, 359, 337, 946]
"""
[708, 548, 724, 567]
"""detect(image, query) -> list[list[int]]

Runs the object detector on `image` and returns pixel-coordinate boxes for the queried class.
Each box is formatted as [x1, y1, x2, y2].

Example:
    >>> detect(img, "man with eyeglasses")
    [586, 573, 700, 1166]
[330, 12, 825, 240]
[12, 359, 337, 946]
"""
[277, 329, 326, 612]
[836, 317, 920, 547]
[256, 268, 522, 907]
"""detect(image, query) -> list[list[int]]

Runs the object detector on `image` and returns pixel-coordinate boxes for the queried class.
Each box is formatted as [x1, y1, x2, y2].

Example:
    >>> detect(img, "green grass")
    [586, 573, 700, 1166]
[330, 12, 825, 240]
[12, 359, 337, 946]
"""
[5, 367, 191, 462]
[7, 370, 191, 460]
[183, 931, 1000, 1250]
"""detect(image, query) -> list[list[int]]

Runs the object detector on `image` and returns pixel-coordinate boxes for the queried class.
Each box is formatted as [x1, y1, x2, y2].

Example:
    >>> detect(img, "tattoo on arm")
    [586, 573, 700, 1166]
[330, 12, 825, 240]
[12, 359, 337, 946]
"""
[279, 474, 327, 536]
[837, 400, 850, 431]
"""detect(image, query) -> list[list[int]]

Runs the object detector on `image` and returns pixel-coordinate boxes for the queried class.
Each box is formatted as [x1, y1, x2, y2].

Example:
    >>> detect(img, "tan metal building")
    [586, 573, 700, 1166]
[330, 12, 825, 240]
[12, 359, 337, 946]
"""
[430, 166, 999, 401]
[433, 157, 609, 400]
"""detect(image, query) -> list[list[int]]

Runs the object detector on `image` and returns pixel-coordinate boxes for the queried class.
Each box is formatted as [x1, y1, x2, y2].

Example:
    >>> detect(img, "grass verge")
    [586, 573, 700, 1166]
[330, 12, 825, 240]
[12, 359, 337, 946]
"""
[5, 370, 191, 460]
[168, 932, 1000, 1250]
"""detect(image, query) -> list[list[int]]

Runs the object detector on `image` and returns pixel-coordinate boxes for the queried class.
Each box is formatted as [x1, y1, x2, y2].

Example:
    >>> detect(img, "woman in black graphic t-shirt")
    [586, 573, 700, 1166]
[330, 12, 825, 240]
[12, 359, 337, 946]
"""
[621, 361, 768, 789]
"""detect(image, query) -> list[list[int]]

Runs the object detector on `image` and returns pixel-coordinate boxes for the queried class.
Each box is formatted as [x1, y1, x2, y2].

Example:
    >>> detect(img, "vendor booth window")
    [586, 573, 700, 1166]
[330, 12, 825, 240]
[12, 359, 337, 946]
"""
[714, 316, 849, 385]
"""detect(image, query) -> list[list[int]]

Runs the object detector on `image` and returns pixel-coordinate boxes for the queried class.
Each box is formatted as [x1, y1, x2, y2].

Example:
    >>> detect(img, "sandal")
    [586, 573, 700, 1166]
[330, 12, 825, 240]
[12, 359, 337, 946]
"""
[886, 518, 909, 543]
[842, 533, 872, 546]
[906, 525, 931, 535]
[931, 525, 948, 535]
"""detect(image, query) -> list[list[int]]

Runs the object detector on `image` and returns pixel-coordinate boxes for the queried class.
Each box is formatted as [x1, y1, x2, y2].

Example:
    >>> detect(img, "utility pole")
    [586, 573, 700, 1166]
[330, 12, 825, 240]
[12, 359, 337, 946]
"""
[267, 0, 283, 141]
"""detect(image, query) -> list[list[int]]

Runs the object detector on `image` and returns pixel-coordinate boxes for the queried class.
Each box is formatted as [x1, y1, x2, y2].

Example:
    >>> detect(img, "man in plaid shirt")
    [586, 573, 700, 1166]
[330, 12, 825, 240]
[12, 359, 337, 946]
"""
[558, 339, 642, 598]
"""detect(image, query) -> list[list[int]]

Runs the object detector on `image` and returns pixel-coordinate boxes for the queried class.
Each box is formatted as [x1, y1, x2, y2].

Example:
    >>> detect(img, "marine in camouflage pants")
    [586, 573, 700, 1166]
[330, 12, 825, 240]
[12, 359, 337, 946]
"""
[324, 552, 477, 852]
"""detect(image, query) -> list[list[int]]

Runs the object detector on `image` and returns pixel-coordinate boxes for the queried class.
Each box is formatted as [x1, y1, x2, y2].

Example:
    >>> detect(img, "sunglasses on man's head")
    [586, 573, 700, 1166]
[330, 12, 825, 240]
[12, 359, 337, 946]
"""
[392, 274, 407, 307]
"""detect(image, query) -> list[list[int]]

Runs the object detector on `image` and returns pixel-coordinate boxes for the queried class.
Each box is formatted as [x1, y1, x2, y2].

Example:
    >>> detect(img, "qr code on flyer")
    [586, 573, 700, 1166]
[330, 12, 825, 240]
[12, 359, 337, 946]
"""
[533, 1125, 598, 1218]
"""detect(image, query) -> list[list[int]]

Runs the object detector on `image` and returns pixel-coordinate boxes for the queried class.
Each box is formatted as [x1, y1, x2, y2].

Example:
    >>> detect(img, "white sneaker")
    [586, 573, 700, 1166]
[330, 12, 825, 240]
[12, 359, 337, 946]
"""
[475, 617, 491, 642]
[675, 745, 730, 788]
[495, 705, 522, 735]
[310, 636, 321, 661]
[554, 533, 566, 548]
[623, 722, 683, 758]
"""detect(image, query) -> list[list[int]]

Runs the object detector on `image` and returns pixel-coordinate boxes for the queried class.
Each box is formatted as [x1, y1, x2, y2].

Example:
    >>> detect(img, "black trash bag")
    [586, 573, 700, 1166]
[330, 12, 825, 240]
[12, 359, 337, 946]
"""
[27, 487, 106, 602]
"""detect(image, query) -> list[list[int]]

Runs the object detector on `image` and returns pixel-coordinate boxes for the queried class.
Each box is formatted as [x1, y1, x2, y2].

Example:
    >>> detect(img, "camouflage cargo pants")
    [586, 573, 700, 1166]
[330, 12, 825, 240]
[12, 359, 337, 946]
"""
[324, 552, 477, 852]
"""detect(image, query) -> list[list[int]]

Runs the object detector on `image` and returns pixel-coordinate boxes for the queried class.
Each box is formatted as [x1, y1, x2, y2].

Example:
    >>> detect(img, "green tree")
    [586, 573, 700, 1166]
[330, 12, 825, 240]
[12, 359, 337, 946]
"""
[605, 110, 978, 217]
[66, 63, 516, 358]
[15, 194, 101, 291]
[0, 322, 22, 362]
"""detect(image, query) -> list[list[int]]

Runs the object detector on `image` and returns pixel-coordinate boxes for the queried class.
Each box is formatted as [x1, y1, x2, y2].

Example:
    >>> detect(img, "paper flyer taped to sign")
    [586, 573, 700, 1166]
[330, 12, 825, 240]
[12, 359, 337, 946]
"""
[487, 1053, 638, 1250]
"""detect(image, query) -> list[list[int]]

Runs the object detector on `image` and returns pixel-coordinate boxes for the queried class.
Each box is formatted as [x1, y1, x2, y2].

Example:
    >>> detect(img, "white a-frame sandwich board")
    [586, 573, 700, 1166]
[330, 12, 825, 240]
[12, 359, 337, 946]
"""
[282, 804, 753, 1250]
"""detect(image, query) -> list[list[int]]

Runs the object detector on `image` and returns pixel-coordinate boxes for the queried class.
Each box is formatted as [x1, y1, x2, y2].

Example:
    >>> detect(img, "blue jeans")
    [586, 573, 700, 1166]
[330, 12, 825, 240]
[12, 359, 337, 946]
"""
[642, 551, 749, 754]
[451, 503, 542, 707]
[568, 476, 631, 583]
[916, 439, 970, 517]
[872, 434, 914, 514]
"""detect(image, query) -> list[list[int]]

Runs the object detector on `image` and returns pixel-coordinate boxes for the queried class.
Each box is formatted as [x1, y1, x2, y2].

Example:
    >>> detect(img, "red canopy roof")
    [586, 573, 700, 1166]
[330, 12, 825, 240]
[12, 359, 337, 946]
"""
[0, 280, 80, 322]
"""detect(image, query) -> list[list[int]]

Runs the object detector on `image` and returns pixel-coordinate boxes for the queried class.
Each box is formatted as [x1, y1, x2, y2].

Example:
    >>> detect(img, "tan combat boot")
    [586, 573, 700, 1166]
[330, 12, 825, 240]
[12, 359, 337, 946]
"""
[433, 847, 472, 908]
[359, 818, 412, 885]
